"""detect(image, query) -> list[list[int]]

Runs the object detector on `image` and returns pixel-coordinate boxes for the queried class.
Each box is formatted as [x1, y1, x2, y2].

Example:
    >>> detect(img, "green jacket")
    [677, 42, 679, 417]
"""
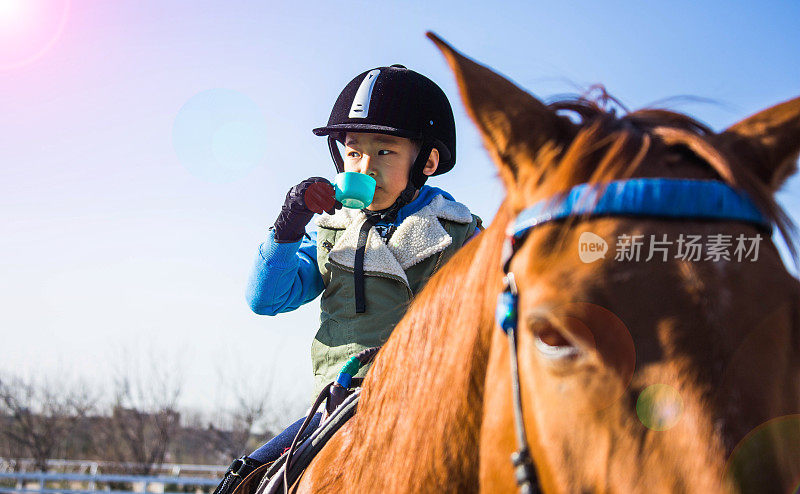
[311, 194, 481, 399]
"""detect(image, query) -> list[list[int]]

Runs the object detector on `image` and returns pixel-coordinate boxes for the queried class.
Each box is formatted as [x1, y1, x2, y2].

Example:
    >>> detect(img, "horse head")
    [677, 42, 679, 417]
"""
[429, 32, 800, 493]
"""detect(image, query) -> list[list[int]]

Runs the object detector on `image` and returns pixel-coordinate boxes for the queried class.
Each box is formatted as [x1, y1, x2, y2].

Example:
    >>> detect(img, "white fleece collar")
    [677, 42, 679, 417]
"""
[316, 194, 472, 286]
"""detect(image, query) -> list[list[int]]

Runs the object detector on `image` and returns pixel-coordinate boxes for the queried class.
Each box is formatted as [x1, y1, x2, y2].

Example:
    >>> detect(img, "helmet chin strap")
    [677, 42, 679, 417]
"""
[328, 135, 346, 173]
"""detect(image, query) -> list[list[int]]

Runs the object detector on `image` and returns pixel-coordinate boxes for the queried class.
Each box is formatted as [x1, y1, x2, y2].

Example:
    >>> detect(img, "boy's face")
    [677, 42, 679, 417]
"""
[342, 132, 419, 211]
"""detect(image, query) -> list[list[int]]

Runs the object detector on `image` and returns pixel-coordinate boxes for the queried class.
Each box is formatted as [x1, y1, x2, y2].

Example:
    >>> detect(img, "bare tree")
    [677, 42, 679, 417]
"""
[0, 414, 32, 471]
[206, 382, 271, 460]
[99, 351, 183, 475]
[205, 356, 292, 461]
[0, 373, 96, 471]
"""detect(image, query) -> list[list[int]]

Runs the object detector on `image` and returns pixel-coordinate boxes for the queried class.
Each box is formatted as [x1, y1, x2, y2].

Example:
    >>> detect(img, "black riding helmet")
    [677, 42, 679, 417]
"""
[312, 64, 456, 212]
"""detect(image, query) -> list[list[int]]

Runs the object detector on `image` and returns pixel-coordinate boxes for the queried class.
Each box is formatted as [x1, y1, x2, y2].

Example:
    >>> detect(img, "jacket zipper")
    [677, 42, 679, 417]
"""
[432, 250, 445, 274]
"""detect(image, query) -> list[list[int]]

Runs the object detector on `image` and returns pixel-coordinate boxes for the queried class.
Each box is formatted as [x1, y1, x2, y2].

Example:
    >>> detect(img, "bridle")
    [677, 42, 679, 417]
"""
[494, 177, 773, 494]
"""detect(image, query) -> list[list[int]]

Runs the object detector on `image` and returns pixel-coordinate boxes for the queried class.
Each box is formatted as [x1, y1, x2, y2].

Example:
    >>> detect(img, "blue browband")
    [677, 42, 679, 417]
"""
[509, 178, 774, 240]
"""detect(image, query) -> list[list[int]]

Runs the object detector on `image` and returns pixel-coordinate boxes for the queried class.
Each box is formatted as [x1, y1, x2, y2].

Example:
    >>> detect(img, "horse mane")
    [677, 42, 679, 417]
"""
[335, 203, 511, 491]
[533, 90, 798, 264]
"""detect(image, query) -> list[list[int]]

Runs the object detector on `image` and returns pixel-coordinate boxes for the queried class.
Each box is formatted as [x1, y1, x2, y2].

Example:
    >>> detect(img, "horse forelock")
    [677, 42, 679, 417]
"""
[510, 93, 798, 267]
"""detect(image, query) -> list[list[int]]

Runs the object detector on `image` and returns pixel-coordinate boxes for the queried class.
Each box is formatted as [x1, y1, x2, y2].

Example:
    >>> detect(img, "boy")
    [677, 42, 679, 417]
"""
[214, 64, 481, 493]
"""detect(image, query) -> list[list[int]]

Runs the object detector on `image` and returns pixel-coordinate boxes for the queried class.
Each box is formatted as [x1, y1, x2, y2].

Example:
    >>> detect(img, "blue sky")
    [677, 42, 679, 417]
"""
[1, 0, 798, 418]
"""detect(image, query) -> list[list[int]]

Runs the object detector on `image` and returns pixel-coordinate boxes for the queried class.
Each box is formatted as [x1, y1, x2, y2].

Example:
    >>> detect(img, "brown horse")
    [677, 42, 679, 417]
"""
[296, 33, 800, 493]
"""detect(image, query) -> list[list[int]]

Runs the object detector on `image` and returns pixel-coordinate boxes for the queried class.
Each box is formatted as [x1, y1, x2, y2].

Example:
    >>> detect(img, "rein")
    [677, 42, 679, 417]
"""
[494, 178, 772, 494]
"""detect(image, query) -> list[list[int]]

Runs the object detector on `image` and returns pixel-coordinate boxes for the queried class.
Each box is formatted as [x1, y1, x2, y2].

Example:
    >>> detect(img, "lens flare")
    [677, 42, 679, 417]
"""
[172, 89, 269, 183]
[724, 414, 800, 493]
[636, 384, 684, 431]
[0, 0, 27, 22]
[546, 302, 636, 412]
[0, 0, 70, 71]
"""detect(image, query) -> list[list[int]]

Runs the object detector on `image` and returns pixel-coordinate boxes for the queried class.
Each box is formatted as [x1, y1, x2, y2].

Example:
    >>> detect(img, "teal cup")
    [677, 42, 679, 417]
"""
[333, 172, 376, 209]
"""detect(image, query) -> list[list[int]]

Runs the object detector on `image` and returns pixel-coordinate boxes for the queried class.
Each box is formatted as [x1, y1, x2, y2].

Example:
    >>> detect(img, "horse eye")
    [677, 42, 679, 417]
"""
[533, 325, 580, 360]
[538, 327, 570, 347]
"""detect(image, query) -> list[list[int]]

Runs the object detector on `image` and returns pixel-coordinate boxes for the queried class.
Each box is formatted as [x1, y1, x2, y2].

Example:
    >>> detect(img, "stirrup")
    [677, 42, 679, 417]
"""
[213, 455, 265, 494]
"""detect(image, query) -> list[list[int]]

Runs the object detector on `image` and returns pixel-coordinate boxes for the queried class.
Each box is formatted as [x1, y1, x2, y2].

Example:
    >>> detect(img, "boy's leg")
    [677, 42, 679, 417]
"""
[212, 412, 323, 494]
[249, 412, 323, 463]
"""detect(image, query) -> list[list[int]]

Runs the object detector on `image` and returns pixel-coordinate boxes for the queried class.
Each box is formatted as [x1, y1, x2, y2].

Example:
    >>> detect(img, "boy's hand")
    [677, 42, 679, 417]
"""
[273, 177, 342, 242]
[302, 179, 337, 214]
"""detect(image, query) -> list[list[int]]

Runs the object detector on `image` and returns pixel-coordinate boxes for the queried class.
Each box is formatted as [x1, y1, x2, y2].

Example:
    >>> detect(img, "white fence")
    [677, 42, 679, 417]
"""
[0, 460, 227, 494]
[0, 460, 227, 477]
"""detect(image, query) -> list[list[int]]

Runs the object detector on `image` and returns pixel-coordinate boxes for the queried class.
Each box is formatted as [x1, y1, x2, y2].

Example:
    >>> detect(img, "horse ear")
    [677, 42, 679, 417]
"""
[426, 31, 570, 191]
[718, 96, 800, 192]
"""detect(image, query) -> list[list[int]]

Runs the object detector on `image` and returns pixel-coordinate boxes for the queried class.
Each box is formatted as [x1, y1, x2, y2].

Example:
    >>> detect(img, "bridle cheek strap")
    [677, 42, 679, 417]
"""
[496, 272, 541, 494]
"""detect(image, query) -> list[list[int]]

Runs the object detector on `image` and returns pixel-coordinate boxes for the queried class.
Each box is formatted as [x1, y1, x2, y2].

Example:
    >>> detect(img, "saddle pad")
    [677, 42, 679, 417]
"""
[257, 388, 361, 494]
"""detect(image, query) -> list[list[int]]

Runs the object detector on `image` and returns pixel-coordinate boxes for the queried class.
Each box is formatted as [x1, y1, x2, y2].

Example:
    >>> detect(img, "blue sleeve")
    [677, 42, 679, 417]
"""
[246, 229, 325, 316]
